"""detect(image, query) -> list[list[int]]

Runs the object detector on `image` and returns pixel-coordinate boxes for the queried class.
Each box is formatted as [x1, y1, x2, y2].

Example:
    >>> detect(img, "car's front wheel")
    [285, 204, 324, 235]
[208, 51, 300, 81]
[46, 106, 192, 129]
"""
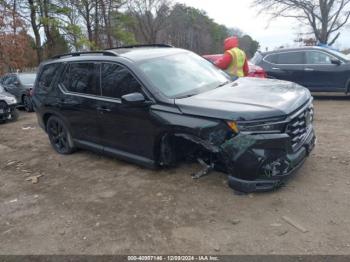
[0, 101, 8, 124]
[47, 116, 75, 154]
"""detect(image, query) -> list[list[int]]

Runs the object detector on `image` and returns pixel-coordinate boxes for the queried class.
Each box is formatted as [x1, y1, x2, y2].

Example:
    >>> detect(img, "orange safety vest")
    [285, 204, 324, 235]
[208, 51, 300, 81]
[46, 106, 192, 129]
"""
[226, 47, 246, 77]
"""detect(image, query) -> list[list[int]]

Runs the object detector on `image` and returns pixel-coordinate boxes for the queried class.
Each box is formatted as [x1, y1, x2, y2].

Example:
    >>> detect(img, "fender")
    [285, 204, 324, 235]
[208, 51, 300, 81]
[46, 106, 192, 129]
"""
[41, 109, 73, 133]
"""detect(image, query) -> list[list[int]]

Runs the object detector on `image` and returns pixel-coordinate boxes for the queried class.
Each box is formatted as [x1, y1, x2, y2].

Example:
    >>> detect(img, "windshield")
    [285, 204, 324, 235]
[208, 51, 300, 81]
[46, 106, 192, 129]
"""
[18, 74, 36, 85]
[139, 52, 230, 98]
[251, 52, 263, 64]
[325, 49, 350, 61]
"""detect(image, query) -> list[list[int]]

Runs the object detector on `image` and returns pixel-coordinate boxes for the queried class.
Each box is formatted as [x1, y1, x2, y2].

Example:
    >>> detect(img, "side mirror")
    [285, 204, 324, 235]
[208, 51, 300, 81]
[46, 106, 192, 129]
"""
[13, 81, 20, 86]
[331, 58, 341, 65]
[121, 92, 150, 106]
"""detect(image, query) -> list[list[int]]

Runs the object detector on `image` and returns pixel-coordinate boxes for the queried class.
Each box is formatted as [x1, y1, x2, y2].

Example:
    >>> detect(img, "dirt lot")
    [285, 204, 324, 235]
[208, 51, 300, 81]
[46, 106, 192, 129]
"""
[1, 96, 350, 255]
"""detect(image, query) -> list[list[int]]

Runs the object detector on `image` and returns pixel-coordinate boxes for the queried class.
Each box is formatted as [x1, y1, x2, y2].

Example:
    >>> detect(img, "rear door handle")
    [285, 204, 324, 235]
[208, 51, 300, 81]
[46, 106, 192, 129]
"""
[304, 68, 314, 71]
[97, 106, 111, 112]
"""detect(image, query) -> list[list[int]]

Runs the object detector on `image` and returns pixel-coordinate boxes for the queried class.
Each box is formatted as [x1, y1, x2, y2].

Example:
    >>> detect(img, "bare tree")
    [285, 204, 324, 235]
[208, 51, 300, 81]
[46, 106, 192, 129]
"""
[128, 0, 171, 44]
[254, 0, 350, 45]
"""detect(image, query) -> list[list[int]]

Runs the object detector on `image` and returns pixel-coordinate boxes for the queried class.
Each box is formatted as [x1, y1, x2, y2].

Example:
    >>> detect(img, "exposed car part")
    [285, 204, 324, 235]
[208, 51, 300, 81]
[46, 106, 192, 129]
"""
[192, 158, 214, 179]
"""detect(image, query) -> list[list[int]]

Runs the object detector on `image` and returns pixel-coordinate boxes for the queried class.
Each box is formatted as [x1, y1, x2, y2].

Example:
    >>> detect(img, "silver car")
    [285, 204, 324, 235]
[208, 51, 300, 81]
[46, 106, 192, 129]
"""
[0, 84, 18, 123]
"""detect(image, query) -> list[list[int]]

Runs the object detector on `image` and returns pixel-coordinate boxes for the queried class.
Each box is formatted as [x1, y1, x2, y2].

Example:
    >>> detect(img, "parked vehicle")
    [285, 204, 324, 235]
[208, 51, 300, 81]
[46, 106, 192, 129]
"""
[0, 73, 36, 112]
[33, 45, 315, 193]
[203, 54, 267, 78]
[251, 46, 350, 93]
[0, 84, 18, 123]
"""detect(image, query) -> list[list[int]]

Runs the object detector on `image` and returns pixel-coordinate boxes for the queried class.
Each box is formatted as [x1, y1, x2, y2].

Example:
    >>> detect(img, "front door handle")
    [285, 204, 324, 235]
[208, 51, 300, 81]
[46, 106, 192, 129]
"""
[97, 106, 111, 112]
[304, 68, 314, 71]
[272, 67, 281, 70]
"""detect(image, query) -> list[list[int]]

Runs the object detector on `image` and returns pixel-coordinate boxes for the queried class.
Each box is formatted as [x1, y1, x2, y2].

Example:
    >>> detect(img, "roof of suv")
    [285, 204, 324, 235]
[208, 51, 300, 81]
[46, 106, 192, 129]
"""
[51, 44, 186, 63]
[262, 46, 334, 55]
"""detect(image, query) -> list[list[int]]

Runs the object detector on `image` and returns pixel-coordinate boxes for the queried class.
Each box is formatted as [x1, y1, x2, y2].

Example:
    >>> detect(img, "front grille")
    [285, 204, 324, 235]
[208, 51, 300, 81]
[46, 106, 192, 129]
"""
[286, 105, 314, 152]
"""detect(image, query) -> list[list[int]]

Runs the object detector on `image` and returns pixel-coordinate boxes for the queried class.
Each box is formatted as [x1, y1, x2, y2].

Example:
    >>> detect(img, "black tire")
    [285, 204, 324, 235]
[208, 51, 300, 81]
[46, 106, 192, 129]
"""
[23, 95, 34, 112]
[9, 109, 19, 122]
[46, 116, 75, 154]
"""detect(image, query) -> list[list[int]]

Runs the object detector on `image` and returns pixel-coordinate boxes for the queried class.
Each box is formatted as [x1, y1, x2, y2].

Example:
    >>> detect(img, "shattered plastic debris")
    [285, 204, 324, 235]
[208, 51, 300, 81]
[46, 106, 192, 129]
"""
[26, 175, 43, 184]
[7, 198, 18, 204]
[282, 216, 308, 233]
[22, 125, 36, 130]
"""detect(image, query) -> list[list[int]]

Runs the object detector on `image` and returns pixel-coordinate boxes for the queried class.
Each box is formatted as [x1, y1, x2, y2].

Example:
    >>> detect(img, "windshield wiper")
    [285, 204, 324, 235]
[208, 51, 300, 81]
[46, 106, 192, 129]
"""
[175, 92, 199, 99]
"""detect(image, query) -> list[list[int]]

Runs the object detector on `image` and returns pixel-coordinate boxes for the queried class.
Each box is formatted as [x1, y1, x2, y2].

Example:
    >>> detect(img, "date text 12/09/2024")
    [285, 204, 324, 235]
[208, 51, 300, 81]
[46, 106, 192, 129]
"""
[127, 256, 220, 261]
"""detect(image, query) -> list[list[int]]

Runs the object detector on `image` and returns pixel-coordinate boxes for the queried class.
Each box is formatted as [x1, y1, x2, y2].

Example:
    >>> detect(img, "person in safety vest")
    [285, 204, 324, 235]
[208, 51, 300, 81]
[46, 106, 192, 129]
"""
[215, 36, 249, 77]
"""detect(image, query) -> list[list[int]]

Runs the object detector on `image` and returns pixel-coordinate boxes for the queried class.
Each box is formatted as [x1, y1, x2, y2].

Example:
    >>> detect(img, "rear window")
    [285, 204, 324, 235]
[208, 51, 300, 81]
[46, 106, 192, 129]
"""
[37, 63, 60, 93]
[18, 74, 36, 85]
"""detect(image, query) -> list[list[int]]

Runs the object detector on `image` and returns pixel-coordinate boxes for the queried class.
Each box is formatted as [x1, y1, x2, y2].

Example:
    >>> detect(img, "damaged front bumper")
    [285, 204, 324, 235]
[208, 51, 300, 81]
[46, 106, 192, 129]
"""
[0, 104, 17, 121]
[220, 127, 316, 193]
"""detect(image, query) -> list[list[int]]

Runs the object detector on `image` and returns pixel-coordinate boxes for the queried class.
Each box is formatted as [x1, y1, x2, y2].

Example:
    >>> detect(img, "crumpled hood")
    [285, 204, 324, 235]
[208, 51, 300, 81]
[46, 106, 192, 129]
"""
[175, 77, 311, 121]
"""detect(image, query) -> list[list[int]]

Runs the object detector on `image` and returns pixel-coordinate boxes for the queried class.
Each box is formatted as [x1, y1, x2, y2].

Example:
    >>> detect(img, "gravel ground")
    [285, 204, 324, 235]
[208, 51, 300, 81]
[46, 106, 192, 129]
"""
[0, 95, 350, 255]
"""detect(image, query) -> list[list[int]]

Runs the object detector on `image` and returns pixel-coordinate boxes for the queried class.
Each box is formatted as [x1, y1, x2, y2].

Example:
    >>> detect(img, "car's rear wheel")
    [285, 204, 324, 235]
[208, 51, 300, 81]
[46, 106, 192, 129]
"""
[47, 116, 75, 154]
[23, 95, 34, 112]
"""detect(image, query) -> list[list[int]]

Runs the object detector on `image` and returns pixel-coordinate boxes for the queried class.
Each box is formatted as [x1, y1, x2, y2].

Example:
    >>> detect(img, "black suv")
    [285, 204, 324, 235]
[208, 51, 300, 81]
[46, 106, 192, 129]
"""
[33, 45, 316, 193]
[252, 46, 350, 93]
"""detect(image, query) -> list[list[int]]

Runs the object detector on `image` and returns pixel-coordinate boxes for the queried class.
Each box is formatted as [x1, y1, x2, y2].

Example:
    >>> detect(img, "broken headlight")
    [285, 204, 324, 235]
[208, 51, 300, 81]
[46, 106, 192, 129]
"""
[235, 121, 285, 133]
[3, 96, 17, 105]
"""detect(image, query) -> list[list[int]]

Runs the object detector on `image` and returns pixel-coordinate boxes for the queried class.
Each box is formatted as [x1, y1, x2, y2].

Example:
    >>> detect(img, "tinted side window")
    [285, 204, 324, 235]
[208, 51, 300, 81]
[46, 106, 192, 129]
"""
[276, 52, 304, 64]
[4, 75, 15, 85]
[101, 63, 142, 99]
[265, 54, 279, 64]
[0, 76, 8, 84]
[61, 63, 100, 96]
[306, 51, 332, 64]
[37, 63, 60, 93]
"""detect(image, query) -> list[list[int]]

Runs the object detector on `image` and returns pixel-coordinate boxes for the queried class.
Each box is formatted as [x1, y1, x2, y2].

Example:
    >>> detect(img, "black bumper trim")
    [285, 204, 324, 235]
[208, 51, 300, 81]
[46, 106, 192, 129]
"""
[228, 128, 316, 193]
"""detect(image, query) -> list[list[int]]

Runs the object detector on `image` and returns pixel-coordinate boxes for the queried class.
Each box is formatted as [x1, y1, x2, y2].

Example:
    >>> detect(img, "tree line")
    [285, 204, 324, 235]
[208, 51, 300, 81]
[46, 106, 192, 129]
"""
[0, 0, 260, 74]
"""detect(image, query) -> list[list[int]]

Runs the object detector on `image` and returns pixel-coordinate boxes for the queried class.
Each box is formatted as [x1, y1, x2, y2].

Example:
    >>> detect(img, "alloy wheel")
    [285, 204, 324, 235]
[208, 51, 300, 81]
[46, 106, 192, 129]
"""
[47, 119, 69, 153]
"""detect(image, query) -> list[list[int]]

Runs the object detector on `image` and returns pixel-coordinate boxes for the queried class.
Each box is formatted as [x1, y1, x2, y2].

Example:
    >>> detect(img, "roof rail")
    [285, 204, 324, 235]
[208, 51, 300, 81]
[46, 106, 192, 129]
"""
[105, 44, 174, 50]
[51, 51, 118, 59]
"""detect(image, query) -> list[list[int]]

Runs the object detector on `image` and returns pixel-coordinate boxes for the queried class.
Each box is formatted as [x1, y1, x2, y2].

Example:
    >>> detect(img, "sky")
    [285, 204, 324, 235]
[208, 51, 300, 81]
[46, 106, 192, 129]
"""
[177, 0, 350, 51]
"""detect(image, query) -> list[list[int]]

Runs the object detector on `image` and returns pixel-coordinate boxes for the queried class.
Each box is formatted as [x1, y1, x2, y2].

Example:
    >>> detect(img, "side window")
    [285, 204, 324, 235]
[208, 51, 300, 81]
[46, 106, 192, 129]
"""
[0, 76, 8, 84]
[101, 63, 143, 99]
[37, 63, 61, 93]
[60, 63, 100, 96]
[306, 51, 332, 64]
[265, 54, 279, 64]
[4, 76, 14, 85]
[276, 52, 304, 64]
